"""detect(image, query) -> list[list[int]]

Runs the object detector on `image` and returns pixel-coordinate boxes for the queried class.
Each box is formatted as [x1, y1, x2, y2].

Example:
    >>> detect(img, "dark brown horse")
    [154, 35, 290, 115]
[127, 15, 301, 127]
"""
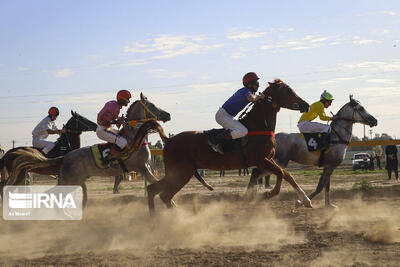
[146, 79, 312, 215]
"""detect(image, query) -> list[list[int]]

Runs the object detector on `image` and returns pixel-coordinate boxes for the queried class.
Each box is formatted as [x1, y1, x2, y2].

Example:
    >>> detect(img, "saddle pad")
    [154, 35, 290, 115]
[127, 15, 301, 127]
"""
[90, 144, 129, 169]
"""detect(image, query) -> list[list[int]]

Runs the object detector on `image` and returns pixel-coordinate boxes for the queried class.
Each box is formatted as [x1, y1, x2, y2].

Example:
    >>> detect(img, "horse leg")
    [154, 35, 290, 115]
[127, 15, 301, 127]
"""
[113, 175, 123, 194]
[257, 158, 284, 199]
[308, 167, 333, 202]
[147, 177, 169, 215]
[82, 182, 88, 208]
[245, 168, 268, 199]
[280, 168, 312, 208]
[324, 176, 337, 208]
[141, 162, 158, 184]
[159, 168, 192, 209]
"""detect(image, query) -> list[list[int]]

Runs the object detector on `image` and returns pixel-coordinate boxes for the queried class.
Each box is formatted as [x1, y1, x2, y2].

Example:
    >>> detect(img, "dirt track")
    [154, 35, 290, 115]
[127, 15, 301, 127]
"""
[1, 174, 400, 266]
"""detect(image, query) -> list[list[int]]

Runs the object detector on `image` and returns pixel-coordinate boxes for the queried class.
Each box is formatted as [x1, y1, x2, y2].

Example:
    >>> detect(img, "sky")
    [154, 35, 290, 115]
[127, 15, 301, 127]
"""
[1, 0, 400, 150]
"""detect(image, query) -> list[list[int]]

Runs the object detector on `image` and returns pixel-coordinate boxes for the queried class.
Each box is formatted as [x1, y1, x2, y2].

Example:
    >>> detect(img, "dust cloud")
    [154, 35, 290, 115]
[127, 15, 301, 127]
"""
[0, 196, 304, 260]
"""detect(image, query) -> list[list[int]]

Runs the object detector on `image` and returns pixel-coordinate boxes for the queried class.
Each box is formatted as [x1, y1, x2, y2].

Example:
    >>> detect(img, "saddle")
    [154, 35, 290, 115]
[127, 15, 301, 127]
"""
[204, 129, 248, 154]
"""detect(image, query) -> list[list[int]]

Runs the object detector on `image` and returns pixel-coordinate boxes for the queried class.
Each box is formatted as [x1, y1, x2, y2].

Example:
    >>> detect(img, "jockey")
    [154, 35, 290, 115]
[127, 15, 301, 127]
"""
[208, 72, 265, 154]
[32, 107, 66, 155]
[96, 89, 131, 158]
[297, 90, 337, 133]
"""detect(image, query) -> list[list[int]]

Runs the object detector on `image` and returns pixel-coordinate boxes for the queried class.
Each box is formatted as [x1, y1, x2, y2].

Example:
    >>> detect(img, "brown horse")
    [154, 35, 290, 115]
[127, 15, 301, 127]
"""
[146, 79, 312, 215]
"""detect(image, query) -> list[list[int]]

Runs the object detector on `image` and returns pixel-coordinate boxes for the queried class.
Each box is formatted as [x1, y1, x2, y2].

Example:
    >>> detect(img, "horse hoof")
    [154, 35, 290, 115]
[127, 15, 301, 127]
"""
[295, 199, 303, 207]
[326, 203, 338, 209]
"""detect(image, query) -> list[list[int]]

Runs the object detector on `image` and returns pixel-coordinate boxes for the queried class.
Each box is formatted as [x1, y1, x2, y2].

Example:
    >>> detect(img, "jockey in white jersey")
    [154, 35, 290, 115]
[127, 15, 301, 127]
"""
[208, 72, 265, 154]
[32, 107, 66, 155]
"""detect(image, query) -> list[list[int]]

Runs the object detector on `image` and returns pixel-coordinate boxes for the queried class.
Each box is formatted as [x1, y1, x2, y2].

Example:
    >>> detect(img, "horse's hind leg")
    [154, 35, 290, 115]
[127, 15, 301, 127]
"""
[82, 182, 88, 208]
[147, 178, 169, 215]
[113, 175, 123, 194]
[257, 158, 284, 199]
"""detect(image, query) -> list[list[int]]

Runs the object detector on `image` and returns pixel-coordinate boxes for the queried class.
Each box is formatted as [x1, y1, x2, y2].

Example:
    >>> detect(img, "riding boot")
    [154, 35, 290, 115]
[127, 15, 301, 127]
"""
[320, 133, 331, 150]
[208, 130, 232, 155]
[104, 144, 124, 165]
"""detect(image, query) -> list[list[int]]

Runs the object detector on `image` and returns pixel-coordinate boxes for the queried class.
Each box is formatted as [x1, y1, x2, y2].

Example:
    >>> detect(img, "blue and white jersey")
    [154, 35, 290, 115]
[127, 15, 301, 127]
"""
[222, 87, 251, 117]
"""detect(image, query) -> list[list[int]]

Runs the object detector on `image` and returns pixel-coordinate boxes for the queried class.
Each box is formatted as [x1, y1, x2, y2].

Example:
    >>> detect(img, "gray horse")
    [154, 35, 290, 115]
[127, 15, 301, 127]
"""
[246, 96, 378, 208]
[11, 93, 171, 207]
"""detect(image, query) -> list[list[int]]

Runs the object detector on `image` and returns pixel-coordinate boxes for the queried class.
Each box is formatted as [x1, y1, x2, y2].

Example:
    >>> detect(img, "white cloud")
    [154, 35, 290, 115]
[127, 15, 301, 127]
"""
[123, 35, 224, 59]
[382, 11, 400, 17]
[17, 66, 28, 71]
[365, 78, 395, 84]
[338, 60, 400, 71]
[352, 39, 380, 45]
[227, 30, 267, 40]
[55, 69, 74, 78]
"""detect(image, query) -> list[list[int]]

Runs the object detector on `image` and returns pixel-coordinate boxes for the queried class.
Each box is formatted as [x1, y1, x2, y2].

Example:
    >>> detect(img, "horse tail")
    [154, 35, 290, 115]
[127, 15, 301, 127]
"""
[131, 120, 169, 152]
[7, 152, 64, 186]
[193, 169, 214, 191]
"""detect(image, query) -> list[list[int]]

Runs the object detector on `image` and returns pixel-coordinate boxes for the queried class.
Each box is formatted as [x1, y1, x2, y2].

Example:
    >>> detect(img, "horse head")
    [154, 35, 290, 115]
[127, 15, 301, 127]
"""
[263, 79, 309, 113]
[68, 111, 98, 133]
[336, 95, 378, 127]
[125, 92, 171, 123]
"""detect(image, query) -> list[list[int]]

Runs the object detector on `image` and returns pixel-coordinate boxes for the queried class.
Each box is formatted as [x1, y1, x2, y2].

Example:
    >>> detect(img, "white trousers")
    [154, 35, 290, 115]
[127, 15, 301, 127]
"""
[215, 107, 248, 139]
[297, 121, 330, 133]
[96, 125, 128, 149]
[32, 137, 55, 154]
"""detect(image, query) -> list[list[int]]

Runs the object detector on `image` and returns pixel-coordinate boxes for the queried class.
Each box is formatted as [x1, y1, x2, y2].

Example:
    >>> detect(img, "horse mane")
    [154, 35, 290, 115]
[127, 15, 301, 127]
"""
[126, 100, 140, 117]
[240, 79, 284, 121]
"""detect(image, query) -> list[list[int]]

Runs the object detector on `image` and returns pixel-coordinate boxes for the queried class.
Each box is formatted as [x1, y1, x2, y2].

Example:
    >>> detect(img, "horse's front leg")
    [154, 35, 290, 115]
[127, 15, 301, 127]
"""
[324, 173, 337, 208]
[257, 158, 284, 199]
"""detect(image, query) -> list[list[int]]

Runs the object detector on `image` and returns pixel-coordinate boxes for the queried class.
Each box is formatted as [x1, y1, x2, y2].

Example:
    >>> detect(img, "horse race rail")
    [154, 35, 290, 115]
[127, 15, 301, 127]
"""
[348, 139, 400, 147]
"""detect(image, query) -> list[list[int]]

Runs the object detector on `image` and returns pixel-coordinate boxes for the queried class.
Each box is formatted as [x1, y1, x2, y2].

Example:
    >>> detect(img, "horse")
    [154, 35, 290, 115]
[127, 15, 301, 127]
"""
[145, 79, 312, 215]
[0, 111, 97, 188]
[10, 93, 171, 207]
[246, 95, 378, 208]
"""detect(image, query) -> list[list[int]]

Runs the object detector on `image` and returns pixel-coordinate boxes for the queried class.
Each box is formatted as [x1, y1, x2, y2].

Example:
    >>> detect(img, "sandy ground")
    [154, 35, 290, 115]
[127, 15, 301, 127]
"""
[1, 171, 400, 266]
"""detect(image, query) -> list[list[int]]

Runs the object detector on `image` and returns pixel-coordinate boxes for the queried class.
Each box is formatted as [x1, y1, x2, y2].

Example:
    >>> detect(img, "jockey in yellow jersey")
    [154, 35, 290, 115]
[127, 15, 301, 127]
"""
[297, 90, 337, 133]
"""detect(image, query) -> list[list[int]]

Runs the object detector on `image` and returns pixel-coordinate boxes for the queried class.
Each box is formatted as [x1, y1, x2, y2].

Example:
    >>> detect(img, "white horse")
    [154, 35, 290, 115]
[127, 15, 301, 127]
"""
[246, 96, 378, 208]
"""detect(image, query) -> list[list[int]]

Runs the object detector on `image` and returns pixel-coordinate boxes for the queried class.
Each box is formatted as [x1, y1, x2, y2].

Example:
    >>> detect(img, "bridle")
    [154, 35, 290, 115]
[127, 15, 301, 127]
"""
[238, 84, 282, 120]
[126, 100, 159, 127]
[330, 102, 369, 145]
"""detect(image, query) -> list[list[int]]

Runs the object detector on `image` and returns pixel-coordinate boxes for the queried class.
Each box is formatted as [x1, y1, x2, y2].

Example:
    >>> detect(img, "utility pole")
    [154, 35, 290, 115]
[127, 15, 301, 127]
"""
[363, 125, 366, 139]
[12, 140, 15, 148]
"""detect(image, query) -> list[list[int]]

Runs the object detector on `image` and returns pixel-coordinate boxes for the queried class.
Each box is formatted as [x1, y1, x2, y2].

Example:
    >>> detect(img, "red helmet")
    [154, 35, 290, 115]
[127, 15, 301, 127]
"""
[48, 107, 59, 116]
[242, 72, 260, 87]
[117, 90, 132, 102]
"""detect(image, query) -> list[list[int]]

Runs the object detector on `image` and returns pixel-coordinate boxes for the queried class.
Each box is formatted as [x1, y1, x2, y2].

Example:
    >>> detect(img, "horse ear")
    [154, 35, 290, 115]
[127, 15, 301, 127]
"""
[349, 94, 353, 101]
[268, 82, 272, 85]
[140, 92, 147, 101]
[71, 110, 74, 116]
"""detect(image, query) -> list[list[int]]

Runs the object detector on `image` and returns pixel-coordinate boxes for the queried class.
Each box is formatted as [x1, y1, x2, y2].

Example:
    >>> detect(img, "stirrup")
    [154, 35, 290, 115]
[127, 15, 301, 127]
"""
[208, 140, 224, 154]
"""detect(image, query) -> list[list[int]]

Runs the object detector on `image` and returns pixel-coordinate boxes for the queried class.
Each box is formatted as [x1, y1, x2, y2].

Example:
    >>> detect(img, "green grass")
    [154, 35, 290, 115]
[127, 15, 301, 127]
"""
[351, 180, 374, 190]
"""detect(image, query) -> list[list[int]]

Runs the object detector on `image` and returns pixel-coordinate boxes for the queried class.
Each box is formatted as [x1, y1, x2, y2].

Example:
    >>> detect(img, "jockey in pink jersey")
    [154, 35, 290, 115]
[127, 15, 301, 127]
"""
[96, 90, 131, 158]
[32, 107, 66, 155]
[208, 72, 265, 154]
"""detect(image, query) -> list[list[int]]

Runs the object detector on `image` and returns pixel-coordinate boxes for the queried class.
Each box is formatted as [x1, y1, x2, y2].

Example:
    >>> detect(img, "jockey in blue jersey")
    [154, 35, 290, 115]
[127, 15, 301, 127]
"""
[208, 72, 265, 154]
